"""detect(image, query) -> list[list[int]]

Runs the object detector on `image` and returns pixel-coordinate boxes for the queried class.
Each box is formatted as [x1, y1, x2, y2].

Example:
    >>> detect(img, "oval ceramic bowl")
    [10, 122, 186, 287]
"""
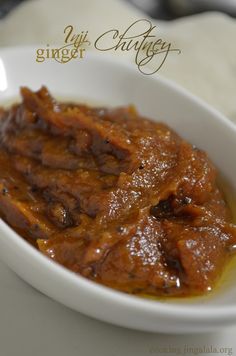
[0, 47, 236, 334]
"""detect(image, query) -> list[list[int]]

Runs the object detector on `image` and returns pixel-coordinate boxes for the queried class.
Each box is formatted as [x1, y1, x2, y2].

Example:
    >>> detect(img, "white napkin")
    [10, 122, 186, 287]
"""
[0, 0, 236, 120]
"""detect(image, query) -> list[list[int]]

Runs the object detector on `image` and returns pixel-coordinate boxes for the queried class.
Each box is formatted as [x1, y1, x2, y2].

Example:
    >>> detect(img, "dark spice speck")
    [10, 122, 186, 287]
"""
[1, 187, 8, 195]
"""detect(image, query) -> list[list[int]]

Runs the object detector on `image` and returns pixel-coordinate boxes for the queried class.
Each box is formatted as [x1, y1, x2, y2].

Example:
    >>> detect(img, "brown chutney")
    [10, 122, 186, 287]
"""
[0, 86, 236, 297]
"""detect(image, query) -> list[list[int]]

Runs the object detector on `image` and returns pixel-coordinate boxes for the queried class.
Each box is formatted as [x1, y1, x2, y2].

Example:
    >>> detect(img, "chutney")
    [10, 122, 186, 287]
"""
[0, 86, 236, 297]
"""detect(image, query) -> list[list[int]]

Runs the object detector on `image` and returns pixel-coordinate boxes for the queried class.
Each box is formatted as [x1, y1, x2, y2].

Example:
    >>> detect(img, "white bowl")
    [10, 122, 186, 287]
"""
[0, 46, 236, 334]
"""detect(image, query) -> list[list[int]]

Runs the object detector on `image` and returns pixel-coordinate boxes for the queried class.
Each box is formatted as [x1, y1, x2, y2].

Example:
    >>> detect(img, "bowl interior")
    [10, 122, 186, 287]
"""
[0, 47, 236, 332]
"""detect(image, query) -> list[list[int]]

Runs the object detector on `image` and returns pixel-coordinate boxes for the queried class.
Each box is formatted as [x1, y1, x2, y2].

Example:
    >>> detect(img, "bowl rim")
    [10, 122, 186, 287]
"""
[1, 46, 236, 326]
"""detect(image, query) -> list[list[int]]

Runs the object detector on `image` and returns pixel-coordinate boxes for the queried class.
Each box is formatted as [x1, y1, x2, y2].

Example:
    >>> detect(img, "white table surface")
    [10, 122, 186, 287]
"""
[0, 259, 235, 356]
